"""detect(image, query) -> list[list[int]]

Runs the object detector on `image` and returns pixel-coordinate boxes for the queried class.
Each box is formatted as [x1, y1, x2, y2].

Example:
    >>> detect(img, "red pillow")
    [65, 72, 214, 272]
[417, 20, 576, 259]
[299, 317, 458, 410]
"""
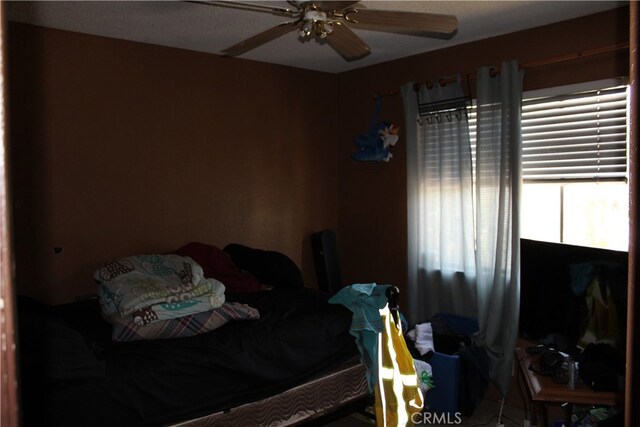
[173, 242, 265, 293]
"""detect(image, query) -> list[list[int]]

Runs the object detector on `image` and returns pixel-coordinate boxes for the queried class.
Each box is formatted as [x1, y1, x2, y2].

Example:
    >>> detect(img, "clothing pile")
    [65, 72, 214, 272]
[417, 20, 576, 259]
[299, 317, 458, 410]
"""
[406, 322, 436, 394]
[407, 314, 489, 417]
[96, 253, 259, 341]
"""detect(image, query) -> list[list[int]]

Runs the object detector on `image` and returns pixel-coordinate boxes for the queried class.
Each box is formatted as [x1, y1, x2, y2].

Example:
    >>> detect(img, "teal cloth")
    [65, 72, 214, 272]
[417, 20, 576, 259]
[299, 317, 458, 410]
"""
[329, 283, 390, 391]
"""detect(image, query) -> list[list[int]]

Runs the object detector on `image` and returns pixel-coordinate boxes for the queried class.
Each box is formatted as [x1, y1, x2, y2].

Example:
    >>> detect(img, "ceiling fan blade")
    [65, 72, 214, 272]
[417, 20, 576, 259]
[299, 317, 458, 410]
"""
[326, 21, 371, 61]
[348, 8, 458, 36]
[189, 1, 300, 18]
[222, 22, 298, 56]
[316, 1, 359, 12]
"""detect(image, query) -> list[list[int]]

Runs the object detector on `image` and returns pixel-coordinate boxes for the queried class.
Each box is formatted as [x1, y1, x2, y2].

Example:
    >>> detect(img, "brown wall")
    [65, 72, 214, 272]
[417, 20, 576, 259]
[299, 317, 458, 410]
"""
[8, 23, 340, 304]
[7, 7, 630, 305]
[335, 8, 629, 305]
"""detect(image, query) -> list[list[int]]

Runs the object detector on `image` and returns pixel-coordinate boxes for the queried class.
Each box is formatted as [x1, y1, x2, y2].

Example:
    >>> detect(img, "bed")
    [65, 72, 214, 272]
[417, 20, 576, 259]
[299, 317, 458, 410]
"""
[17, 242, 371, 426]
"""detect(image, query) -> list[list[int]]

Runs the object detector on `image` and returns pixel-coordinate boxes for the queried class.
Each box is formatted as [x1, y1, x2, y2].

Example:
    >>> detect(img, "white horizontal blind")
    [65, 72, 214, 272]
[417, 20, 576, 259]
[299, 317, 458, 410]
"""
[468, 83, 628, 182]
[468, 109, 476, 169]
[521, 85, 628, 181]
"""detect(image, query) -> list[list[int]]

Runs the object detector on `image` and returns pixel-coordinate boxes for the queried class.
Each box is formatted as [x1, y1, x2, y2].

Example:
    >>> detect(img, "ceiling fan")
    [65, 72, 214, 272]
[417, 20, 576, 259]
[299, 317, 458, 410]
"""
[189, 1, 458, 61]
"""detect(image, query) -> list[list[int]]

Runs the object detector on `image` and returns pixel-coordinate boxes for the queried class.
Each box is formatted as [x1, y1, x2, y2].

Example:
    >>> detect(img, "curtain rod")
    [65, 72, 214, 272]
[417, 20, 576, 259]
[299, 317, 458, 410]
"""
[375, 42, 630, 98]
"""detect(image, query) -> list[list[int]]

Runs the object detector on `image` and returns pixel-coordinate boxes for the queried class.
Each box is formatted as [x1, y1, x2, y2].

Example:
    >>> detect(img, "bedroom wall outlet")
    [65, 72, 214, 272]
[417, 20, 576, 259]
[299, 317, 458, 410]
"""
[524, 420, 531, 427]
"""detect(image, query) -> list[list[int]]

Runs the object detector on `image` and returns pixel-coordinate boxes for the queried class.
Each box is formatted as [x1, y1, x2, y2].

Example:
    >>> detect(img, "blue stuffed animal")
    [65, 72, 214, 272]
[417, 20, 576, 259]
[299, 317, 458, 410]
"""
[352, 97, 399, 162]
[353, 122, 392, 162]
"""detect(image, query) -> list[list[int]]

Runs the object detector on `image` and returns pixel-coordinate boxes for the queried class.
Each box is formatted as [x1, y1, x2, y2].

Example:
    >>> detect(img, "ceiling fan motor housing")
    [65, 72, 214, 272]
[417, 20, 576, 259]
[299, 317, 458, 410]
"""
[304, 9, 328, 22]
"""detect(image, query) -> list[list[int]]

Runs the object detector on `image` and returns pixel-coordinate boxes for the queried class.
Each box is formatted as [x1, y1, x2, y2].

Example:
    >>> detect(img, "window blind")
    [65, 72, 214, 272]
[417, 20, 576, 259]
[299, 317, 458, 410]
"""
[521, 85, 628, 181]
[468, 84, 628, 182]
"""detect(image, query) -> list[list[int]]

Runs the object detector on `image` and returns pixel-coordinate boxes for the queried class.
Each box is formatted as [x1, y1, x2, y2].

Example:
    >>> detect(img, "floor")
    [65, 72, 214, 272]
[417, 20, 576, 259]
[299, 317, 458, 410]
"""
[322, 396, 527, 427]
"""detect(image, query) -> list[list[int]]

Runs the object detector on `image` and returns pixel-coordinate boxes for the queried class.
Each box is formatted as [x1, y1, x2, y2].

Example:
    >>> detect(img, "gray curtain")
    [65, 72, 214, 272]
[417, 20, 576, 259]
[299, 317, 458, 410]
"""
[401, 62, 523, 396]
[401, 79, 477, 326]
[474, 60, 523, 396]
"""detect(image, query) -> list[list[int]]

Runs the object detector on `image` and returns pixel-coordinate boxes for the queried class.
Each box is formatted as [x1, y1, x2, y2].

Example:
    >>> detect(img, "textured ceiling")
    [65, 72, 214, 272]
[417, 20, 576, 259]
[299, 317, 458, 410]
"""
[5, 1, 627, 73]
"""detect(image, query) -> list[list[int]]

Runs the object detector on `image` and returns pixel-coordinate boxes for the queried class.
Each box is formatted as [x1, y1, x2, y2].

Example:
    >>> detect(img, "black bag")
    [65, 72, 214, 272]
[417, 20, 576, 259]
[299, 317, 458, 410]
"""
[577, 343, 621, 391]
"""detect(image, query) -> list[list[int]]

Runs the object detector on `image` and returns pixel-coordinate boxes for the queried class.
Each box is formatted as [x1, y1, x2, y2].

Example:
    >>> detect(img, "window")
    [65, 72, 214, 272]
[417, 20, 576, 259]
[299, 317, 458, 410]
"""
[471, 79, 629, 251]
[520, 181, 628, 250]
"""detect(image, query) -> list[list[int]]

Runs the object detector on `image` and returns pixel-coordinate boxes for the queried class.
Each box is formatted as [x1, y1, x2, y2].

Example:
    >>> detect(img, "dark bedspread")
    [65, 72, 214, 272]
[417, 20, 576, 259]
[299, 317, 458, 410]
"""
[18, 288, 357, 426]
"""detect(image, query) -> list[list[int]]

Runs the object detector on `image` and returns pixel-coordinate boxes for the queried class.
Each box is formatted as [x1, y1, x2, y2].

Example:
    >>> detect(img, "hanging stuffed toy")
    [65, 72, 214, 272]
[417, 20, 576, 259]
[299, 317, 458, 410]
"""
[352, 96, 400, 162]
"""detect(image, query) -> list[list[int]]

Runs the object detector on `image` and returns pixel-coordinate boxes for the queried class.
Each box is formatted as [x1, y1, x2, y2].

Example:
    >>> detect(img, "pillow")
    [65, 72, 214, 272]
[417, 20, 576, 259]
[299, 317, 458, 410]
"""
[110, 302, 259, 341]
[223, 243, 304, 289]
[173, 242, 265, 293]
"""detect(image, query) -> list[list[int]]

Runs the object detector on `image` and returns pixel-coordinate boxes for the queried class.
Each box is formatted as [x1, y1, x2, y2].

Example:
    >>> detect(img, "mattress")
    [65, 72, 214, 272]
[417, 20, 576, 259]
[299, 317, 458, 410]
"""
[18, 287, 360, 426]
[174, 357, 370, 426]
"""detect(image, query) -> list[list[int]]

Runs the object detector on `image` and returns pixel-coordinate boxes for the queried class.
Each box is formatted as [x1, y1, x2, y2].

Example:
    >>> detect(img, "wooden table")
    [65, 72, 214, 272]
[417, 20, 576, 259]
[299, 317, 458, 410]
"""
[515, 342, 622, 426]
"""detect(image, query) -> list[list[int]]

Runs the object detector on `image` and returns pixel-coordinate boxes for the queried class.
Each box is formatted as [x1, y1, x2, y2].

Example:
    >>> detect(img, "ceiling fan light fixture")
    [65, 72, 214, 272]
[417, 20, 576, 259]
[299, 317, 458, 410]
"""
[298, 15, 334, 40]
[299, 20, 313, 37]
[320, 21, 334, 37]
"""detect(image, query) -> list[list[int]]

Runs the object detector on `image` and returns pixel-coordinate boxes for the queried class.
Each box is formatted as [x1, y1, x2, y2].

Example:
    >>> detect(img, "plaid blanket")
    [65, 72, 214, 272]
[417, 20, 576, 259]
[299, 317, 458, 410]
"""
[110, 301, 259, 342]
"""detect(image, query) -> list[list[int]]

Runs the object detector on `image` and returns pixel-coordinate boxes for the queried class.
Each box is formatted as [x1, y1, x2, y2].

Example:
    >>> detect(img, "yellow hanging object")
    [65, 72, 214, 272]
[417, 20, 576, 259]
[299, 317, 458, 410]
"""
[374, 305, 424, 427]
[578, 277, 619, 348]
